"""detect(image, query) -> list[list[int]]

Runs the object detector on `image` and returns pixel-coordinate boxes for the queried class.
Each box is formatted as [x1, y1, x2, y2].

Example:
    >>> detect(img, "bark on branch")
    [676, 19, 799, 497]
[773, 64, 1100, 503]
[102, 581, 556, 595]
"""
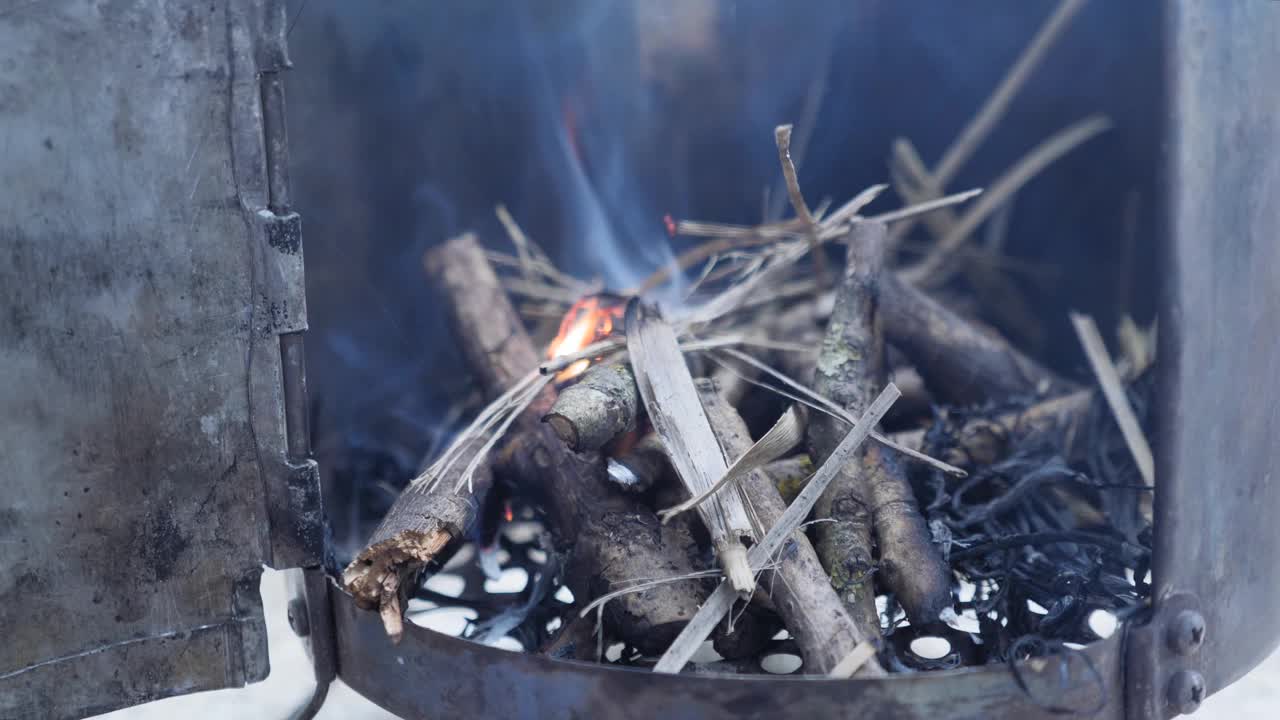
[880, 268, 1069, 406]
[808, 221, 953, 627]
[698, 381, 884, 674]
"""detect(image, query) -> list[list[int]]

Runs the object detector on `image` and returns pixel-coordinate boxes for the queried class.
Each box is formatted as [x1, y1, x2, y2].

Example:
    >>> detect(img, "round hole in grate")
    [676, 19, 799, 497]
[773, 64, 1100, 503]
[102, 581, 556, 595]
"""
[527, 548, 548, 564]
[946, 609, 982, 634]
[406, 598, 437, 614]
[442, 543, 475, 570]
[771, 629, 791, 641]
[484, 567, 529, 594]
[555, 586, 575, 604]
[504, 521, 541, 543]
[761, 653, 803, 674]
[1027, 599, 1049, 615]
[546, 617, 563, 633]
[605, 642, 626, 662]
[1088, 609, 1118, 639]
[910, 636, 951, 660]
[490, 636, 524, 652]
[406, 606, 478, 637]
[423, 573, 465, 598]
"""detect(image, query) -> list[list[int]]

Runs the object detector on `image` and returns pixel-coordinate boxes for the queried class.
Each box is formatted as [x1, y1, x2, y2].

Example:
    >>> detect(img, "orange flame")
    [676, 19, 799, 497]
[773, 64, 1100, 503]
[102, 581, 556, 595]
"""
[547, 296, 625, 381]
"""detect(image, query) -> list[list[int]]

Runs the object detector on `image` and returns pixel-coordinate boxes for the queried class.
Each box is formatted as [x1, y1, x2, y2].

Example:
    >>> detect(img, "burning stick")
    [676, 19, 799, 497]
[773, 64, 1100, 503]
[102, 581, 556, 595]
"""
[808, 221, 953, 627]
[697, 381, 885, 675]
[543, 362, 638, 452]
[346, 234, 705, 653]
[626, 300, 757, 597]
[654, 383, 900, 675]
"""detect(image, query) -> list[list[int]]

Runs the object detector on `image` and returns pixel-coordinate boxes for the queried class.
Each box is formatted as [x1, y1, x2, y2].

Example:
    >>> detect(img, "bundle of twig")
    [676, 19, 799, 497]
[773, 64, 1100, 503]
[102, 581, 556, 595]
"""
[342, 0, 1154, 682]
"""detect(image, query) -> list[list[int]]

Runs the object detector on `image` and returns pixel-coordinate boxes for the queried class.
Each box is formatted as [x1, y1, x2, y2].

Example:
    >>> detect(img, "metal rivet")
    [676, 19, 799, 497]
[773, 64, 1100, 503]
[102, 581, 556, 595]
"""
[1167, 670, 1206, 715]
[287, 596, 310, 637]
[1167, 610, 1206, 655]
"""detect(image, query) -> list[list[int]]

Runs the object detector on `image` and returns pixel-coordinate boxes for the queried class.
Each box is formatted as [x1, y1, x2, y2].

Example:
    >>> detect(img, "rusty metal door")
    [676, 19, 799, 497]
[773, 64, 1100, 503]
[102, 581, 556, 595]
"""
[0, 2, 320, 718]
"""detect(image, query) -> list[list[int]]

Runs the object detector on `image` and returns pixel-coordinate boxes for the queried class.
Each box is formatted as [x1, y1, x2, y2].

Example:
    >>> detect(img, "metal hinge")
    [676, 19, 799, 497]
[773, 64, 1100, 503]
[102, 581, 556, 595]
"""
[246, 0, 324, 570]
[1126, 591, 1207, 719]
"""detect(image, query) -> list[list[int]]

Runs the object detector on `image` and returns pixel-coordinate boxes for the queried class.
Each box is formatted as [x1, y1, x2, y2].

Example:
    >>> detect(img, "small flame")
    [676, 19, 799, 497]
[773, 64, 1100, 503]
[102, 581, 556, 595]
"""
[547, 296, 625, 381]
[503, 500, 514, 523]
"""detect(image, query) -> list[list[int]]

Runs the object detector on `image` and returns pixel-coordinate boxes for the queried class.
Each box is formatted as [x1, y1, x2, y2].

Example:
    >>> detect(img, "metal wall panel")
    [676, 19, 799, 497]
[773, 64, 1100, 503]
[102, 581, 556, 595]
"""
[0, 1, 311, 717]
[1147, 1, 1280, 714]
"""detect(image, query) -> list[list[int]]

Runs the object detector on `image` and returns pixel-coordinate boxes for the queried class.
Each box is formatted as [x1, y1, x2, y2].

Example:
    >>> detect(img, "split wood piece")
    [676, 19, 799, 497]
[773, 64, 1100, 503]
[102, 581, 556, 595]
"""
[654, 383, 900, 675]
[626, 300, 757, 597]
[890, 388, 1093, 467]
[342, 440, 494, 642]
[698, 381, 885, 675]
[352, 233, 703, 653]
[808, 221, 952, 627]
[880, 266, 1070, 406]
[543, 362, 639, 452]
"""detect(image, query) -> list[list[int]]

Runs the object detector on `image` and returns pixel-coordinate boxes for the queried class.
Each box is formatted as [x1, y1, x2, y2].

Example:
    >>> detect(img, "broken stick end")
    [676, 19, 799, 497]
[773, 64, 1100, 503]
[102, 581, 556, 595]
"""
[541, 413, 580, 452]
[716, 540, 757, 598]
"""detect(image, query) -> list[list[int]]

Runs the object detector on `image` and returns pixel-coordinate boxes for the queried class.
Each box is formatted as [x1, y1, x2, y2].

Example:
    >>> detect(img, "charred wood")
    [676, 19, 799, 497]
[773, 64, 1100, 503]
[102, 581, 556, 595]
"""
[606, 432, 667, 493]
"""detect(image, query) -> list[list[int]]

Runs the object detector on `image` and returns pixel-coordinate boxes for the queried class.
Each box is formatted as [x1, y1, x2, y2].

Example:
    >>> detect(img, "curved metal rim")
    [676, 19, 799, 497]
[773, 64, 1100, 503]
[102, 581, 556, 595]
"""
[328, 579, 1125, 719]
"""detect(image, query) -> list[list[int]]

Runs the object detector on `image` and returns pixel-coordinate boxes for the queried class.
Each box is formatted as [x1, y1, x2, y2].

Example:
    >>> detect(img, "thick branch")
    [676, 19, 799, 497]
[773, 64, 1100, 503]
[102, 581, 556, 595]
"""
[809, 220, 953, 627]
[543, 362, 638, 452]
[698, 381, 884, 675]
[342, 440, 494, 641]
[880, 267, 1070, 405]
